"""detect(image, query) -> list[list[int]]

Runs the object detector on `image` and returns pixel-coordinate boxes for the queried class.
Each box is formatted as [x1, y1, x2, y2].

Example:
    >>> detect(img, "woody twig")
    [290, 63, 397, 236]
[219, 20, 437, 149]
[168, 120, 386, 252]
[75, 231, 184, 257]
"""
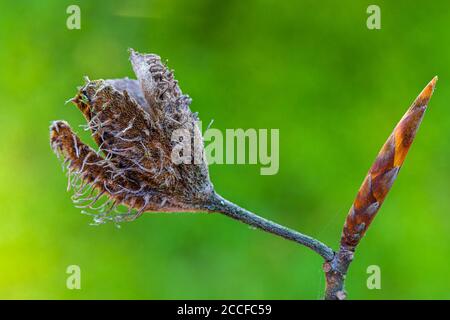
[49, 49, 437, 299]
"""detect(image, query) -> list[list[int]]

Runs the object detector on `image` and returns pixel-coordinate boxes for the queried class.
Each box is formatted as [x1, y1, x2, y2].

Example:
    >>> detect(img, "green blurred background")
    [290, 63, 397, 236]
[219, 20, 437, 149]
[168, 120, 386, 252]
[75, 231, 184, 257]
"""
[0, 0, 449, 299]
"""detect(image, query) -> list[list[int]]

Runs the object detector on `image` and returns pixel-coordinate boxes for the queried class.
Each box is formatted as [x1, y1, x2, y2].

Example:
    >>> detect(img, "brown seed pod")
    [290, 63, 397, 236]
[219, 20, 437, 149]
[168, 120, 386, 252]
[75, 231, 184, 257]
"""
[50, 49, 214, 224]
[341, 77, 437, 249]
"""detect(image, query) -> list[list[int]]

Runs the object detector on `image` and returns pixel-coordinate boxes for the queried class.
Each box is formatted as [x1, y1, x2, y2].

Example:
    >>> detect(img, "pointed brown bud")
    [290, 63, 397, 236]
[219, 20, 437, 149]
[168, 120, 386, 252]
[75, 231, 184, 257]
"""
[341, 77, 437, 249]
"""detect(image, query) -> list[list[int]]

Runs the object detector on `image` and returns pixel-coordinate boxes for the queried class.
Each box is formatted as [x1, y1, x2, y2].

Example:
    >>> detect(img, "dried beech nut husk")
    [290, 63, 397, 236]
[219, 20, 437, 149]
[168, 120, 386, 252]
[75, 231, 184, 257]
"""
[50, 49, 214, 224]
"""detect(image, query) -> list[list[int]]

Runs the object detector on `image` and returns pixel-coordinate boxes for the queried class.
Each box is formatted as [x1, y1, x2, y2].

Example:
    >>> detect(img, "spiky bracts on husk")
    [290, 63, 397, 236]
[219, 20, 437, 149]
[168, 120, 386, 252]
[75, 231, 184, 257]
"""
[50, 49, 214, 224]
[324, 77, 437, 300]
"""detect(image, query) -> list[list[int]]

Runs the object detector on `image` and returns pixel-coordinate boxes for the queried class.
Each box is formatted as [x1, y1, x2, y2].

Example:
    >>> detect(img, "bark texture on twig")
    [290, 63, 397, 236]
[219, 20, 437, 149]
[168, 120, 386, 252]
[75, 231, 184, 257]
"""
[324, 77, 437, 300]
